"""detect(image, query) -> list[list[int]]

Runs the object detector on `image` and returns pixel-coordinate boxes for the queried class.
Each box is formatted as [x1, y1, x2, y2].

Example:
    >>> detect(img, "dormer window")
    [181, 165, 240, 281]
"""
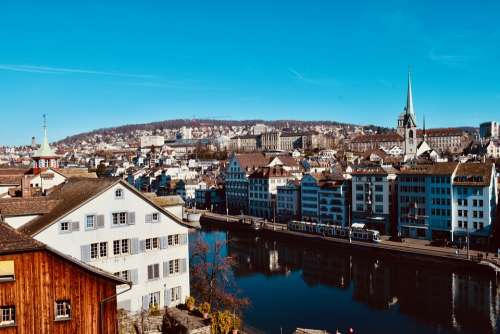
[115, 188, 124, 199]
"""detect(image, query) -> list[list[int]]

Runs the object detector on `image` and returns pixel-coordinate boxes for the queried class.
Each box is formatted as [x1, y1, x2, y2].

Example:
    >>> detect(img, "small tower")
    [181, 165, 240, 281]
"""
[32, 115, 59, 172]
[397, 69, 418, 161]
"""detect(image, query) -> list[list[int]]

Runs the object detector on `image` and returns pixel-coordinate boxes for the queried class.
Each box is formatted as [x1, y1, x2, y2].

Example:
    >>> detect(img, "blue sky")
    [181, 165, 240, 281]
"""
[1, 1, 499, 145]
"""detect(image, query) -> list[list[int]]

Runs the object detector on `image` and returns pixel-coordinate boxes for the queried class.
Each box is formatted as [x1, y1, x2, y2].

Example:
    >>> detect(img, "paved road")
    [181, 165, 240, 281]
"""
[201, 211, 500, 271]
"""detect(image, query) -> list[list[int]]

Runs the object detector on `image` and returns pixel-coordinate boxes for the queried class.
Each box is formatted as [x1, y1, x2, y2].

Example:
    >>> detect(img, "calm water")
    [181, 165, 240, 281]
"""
[190, 227, 500, 334]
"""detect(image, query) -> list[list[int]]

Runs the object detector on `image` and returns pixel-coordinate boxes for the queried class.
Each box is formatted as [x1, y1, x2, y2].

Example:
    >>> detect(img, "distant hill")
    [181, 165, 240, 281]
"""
[56, 118, 388, 145]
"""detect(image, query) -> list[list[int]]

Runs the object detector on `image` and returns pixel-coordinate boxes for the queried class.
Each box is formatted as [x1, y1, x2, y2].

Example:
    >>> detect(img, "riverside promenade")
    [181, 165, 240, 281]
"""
[199, 210, 500, 273]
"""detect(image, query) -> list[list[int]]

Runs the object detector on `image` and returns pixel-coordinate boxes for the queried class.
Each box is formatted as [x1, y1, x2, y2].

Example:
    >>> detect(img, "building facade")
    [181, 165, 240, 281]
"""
[248, 166, 290, 220]
[351, 166, 397, 234]
[17, 178, 190, 313]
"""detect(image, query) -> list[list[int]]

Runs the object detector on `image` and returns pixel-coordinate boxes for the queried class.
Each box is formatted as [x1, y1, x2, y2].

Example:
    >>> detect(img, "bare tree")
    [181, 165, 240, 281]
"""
[190, 237, 249, 313]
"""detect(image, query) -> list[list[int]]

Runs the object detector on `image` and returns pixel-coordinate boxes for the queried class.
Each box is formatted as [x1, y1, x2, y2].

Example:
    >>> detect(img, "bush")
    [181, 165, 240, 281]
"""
[210, 311, 233, 334]
[185, 296, 196, 310]
[200, 302, 211, 315]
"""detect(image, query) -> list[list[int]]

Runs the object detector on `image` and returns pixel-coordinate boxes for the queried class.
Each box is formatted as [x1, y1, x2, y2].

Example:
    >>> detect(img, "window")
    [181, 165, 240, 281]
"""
[113, 239, 129, 256]
[170, 286, 182, 302]
[0, 306, 15, 326]
[60, 222, 69, 232]
[99, 242, 107, 258]
[86, 215, 96, 229]
[121, 239, 129, 254]
[114, 270, 129, 281]
[375, 185, 383, 192]
[113, 240, 121, 255]
[0, 261, 15, 282]
[473, 222, 478, 229]
[112, 212, 127, 226]
[151, 213, 160, 222]
[145, 238, 159, 251]
[115, 188, 124, 199]
[147, 264, 160, 280]
[55, 300, 71, 320]
[169, 259, 180, 275]
[168, 234, 180, 246]
[149, 292, 160, 309]
[90, 243, 99, 260]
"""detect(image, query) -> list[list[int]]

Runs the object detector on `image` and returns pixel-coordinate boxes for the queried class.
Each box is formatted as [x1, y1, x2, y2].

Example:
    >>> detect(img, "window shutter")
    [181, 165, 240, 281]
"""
[160, 236, 167, 249]
[147, 265, 153, 280]
[179, 287, 183, 305]
[142, 295, 150, 310]
[130, 238, 139, 255]
[181, 258, 187, 274]
[96, 215, 105, 228]
[140, 240, 146, 252]
[181, 233, 188, 245]
[80, 245, 90, 262]
[163, 261, 170, 277]
[71, 221, 80, 231]
[145, 214, 152, 224]
[130, 269, 138, 285]
[164, 289, 171, 307]
[128, 212, 136, 225]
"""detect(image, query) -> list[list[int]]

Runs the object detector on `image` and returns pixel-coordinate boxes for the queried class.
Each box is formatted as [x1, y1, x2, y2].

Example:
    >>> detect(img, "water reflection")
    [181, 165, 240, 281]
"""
[196, 228, 500, 333]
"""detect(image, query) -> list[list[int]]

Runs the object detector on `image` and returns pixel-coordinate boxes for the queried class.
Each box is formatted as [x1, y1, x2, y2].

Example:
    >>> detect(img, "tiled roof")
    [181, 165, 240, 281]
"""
[249, 166, 290, 179]
[143, 193, 185, 207]
[270, 155, 300, 167]
[399, 162, 458, 176]
[0, 222, 45, 254]
[19, 177, 119, 236]
[351, 133, 403, 143]
[453, 163, 493, 187]
[54, 168, 98, 179]
[0, 168, 29, 176]
[417, 128, 466, 137]
[351, 165, 389, 175]
[0, 175, 22, 186]
[235, 153, 269, 170]
[0, 198, 61, 216]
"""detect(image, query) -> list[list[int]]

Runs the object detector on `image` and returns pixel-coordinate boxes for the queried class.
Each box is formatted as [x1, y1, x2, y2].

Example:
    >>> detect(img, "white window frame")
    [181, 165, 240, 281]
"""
[90, 243, 99, 260]
[112, 212, 128, 226]
[99, 242, 108, 258]
[85, 215, 96, 230]
[149, 291, 160, 309]
[147, 263, 160, 280]
[169, 259, 180, 275]
[115, 188, 124, 199]
[171, 286, 181, 303]
[55, 300, 71, 321]
[60, 221, 70, 233]
[0, 306, 15, 326]
[151, 212, 160, 222]
[145, 237, 159, 251]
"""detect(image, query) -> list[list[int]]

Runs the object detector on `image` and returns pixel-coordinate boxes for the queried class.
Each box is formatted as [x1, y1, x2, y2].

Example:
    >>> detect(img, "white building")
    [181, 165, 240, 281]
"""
[141, 135, 165, 148]
[248, 166, 290, 219]
[16, 178, 190, 312]
[351, 166, 397, 234]
[452, 163, 497, 246]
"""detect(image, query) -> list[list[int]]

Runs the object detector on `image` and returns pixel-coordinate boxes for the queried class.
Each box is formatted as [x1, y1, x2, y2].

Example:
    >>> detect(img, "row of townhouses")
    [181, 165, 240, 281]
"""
[223, 151, 498, 246]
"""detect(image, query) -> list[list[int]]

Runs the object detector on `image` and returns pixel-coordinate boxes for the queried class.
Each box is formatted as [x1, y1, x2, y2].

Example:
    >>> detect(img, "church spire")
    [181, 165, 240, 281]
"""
[405, 67, 415, 117]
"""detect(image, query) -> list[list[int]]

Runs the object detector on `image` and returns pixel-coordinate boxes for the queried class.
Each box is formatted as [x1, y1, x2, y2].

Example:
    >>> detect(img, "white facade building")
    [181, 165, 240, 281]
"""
[18, 178, 190, 313]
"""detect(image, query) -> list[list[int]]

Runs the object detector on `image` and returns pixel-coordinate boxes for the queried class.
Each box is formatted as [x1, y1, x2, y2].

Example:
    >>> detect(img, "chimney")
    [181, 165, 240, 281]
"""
[21, 175, 31, 198]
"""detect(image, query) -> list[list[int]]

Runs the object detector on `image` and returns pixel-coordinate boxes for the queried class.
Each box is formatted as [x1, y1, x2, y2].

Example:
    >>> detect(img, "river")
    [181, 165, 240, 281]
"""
[190, 227, 500, 334]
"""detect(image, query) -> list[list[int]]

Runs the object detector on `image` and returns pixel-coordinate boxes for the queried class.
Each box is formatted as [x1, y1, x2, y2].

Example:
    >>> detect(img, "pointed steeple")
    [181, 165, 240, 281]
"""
[33, 114, 56, 158]
[404, 67, 416, 126]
